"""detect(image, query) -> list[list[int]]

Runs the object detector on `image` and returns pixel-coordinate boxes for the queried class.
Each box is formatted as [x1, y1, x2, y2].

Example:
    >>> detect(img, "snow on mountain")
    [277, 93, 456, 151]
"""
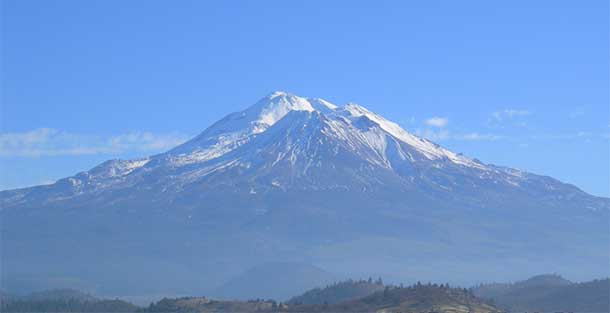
[339, 103, 486, 169]
[1, 91, 606, 210]
[160, 91, 486, 173]
[165, 92, 320, 166]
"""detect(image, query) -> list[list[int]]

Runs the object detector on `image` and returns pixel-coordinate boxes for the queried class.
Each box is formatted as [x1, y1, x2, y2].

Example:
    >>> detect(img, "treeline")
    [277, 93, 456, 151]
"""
[0, 298, 138, 312]
[472, 275, 610, 312]
[283, 282, 497, 313]
[5, 275, 606, 313]
[135, 283, 492, 313]
[141, 297, 282, 313]
[287, 277, 385, 305]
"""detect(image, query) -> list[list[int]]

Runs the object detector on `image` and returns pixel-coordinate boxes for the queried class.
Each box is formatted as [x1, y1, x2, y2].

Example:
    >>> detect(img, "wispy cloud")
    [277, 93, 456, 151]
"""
[0, 128, 190, 157]
[457, 132, 503, 141]
[424, 117, 448, 128]
[491, 109, 530, 121]
[415, 129, 451, 141]
[415, 129, 504, 142]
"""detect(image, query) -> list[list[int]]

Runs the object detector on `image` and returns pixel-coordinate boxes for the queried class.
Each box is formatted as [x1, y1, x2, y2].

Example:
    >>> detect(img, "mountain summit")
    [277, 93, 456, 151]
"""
[1, 92, 608, 298]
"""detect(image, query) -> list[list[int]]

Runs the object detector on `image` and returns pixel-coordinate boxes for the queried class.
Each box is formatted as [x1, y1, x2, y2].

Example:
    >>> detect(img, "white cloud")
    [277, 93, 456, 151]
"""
[415, 129, 451, 141]
[457, 132, 503, 141]
[0, 128, 190, 157]
[424, 117, 448, 128]
[491, 109, 530, 121]
[414, 128, 505, 142]
[107, 131, 189, 152]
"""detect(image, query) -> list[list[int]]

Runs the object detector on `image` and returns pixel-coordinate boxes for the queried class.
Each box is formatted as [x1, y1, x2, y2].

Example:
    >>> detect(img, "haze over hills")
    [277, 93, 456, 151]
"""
[0, 289, 137, 312]
[287, 278, 385, 305]
[3, 276, 607, 313]
[1, 284, 501, 313]
[211, 262, 337, 301]
[142, 284, 499, 313]
[472, 274, 610, 312]
[1, 92, 608, 298]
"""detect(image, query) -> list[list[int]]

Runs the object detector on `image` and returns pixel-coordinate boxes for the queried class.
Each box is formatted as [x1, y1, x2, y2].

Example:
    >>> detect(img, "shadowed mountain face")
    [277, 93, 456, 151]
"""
[210, 262, 337, 301]
[1, 92, 608, 297]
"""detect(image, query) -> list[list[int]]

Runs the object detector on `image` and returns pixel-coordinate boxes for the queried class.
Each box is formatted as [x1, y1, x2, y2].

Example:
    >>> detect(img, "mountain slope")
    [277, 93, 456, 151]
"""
[1, 91, 608, 297]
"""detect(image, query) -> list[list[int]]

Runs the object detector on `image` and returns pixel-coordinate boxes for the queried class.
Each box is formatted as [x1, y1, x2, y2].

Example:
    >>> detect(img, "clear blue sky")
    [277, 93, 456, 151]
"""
[1, 0, 609, 196]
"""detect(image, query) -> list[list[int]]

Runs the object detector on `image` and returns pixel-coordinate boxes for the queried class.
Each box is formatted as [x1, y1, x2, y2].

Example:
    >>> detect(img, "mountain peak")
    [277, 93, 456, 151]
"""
[268, 90, 291, 97]
[249, 91, 316, 126]
[261, 91, 338, 115]
[165, 92, 487, 170]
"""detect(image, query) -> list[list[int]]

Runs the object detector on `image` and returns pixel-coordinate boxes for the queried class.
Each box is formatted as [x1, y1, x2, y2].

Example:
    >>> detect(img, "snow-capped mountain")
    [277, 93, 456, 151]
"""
[3, 91, 603, 209]
[1, 92, 608, 298]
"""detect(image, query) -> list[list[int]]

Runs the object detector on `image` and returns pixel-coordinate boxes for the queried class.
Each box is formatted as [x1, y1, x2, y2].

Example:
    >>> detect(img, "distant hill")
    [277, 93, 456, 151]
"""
[472, 274, 571, 301]
[2, 283, 502, 313]
[1, 298, 138, 313]
[472, 274, 610, 312]
[315, 283, 499, 313]
[287, 278, 385, 305]
[0, 288, 95, 303]
[0, 289, 138, 313]
[27, 288, 97, 302]
[144, 297, 280, 313]
[141, 284, 499, 313]
[0, 290, 15, 301]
